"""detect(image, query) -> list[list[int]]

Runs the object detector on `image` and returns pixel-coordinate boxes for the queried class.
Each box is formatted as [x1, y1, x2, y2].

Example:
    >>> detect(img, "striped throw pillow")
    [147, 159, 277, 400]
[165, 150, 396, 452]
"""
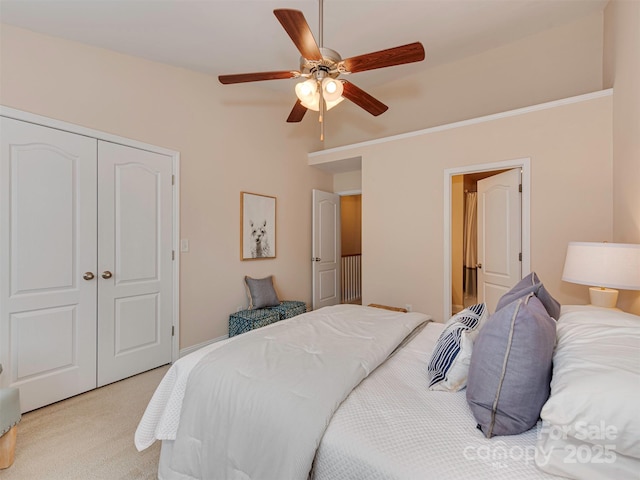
[427, 303, 488, 392]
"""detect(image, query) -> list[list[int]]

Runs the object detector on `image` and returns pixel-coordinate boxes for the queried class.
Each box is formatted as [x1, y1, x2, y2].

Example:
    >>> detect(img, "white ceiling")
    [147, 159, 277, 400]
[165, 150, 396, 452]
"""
[0, 0, 608, 94]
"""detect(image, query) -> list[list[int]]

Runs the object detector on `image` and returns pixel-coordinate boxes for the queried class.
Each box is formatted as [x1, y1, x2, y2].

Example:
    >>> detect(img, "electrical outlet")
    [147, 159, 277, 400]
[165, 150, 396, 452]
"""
[405, 304, 412, 312]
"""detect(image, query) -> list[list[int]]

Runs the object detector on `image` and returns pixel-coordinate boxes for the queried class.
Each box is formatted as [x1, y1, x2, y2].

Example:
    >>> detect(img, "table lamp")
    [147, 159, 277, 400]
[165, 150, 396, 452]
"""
[562, 242, 640, 308]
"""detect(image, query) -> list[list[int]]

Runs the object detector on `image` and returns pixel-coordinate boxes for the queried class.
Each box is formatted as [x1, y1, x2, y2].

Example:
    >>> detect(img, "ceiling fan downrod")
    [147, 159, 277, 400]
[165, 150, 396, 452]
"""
[319, 0, 324, 141]
[319, 0, 323, 49]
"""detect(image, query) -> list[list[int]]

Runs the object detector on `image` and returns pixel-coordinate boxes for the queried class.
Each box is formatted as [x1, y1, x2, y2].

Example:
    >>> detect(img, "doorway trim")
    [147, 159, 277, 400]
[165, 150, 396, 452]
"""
[443, 157, 531, 321]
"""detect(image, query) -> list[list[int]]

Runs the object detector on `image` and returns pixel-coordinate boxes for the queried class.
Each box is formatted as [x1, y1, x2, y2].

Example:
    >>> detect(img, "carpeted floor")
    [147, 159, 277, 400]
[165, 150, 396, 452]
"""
[2, 365, 169, 480]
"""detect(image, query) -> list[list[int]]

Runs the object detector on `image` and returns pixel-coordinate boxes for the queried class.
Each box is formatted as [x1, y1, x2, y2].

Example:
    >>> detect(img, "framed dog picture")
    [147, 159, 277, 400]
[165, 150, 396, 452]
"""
[241, 192, 276, 260]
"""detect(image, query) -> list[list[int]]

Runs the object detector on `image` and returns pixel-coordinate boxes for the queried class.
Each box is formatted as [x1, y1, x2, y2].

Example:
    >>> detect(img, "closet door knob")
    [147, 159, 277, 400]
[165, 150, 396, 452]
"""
[475, 263, 482, 269]
[101, 271, 113, 279]
[83, 272, 95, 281]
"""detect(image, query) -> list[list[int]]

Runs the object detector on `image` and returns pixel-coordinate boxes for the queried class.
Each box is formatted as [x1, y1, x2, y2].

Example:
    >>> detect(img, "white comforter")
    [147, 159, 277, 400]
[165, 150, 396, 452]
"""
[139, 304, 430, 480]
[312, 319, 556, 480]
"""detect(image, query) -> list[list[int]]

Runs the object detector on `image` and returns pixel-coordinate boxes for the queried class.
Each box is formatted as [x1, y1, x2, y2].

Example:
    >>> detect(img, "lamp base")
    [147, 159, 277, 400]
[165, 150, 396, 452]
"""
[588, 287, 619, 308]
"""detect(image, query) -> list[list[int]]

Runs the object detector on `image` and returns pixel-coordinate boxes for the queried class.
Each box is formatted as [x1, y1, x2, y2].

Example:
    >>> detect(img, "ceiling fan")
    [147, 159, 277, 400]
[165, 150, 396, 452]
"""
[218, 0, 426, 140]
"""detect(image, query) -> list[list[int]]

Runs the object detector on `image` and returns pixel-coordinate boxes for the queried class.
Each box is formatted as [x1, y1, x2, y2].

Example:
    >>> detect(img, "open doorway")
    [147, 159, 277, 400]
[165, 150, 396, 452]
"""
[444, 158, 531, 321]
[340, 194, 362, 304]
[451, 170, 510, 313]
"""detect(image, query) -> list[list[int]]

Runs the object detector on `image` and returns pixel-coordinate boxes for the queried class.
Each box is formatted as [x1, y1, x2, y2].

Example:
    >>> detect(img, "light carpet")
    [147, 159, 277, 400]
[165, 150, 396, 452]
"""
[3, 365, 169, 480]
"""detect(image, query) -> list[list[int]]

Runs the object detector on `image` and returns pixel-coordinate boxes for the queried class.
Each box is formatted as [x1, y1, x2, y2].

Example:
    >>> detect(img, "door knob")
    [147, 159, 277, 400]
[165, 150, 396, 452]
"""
[312, 257, 321, 262]
[83, 272, 95, 281]
[475, 263, 482, 269]
[101, 271, 113, 279]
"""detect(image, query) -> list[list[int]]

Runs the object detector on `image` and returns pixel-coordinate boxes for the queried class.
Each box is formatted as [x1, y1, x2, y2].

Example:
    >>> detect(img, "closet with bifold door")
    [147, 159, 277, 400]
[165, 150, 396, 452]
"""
[0, 112, 178, 413]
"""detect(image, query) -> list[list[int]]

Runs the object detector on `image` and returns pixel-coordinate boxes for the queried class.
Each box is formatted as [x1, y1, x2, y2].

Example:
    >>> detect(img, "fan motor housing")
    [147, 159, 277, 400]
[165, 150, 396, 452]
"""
[300, 47, 342, 79]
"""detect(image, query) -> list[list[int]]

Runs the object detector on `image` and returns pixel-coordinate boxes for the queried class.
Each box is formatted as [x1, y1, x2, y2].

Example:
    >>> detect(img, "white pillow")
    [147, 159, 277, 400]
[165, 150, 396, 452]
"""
[539, 306, 640, 459]
[427, 303, 488, 392]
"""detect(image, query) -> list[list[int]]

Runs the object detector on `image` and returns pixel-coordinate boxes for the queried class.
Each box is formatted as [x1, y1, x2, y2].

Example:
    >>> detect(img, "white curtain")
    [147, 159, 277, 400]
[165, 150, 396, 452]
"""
[463, 192, 478, 306]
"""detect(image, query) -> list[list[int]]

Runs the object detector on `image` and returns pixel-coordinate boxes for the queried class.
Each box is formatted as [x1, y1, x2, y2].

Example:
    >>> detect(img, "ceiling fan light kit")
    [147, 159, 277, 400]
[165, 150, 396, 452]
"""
[218, 0, 425, 140]
[321, 78, 343, 102]
[295, 78, 344, 111]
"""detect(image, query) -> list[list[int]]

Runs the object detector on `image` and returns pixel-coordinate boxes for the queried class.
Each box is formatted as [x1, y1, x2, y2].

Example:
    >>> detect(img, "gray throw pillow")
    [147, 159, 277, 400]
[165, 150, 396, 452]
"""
[244, 275, 280, 309]
[495, 272, 561, 320]
[466, 293, 556, 438]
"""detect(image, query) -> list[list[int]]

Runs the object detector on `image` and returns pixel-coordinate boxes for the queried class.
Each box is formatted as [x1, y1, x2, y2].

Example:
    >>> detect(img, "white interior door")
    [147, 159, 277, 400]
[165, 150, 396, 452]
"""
[0, 117, 98, 412]
[97, 141, 173, 386]
[312, 190, 341, 310]
[477, 168, 522, 313]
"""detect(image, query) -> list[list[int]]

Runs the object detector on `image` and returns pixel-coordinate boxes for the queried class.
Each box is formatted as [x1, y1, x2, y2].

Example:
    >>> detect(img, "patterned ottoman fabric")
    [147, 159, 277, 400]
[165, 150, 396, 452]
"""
[229, 308, 280, 337]
[270, 300, 307, 319]
[228, 301, 307, 337]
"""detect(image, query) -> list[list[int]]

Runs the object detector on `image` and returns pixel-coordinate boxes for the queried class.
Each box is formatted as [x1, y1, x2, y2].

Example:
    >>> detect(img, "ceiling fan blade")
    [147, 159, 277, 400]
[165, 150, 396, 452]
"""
[287, 100, 308, 123]
[218, 71, 298, 84]
[218, 70, 300, 85]
[342, 42, 425, 74]
[274, 9, 322, 61]
[341, 81, 388, 116]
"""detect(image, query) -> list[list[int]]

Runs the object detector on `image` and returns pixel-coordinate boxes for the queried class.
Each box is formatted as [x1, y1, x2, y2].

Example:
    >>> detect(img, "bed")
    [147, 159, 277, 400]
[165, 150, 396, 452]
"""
[135, 302, 640, 480]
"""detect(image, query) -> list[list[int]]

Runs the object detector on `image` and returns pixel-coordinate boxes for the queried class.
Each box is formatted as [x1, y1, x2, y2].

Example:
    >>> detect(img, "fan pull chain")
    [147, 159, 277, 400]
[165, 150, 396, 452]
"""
[319, 87, 324, 141]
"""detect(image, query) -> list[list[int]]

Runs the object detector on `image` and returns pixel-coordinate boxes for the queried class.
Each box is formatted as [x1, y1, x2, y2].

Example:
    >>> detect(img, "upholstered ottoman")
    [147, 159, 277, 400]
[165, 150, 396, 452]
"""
[0, 384, 21, 469]
[229, 308, 280, 337]
[270, 300, 307, 320]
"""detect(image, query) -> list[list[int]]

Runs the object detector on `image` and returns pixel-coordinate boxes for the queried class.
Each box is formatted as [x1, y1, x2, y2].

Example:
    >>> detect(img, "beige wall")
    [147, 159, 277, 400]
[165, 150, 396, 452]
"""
[604, 0, 640, 313]
[312, 94, 614, 321]
[322, 12, 604, 149]
[0, 25, 333, 349]
[333, 170, 362, 193]
[2, 1, 635, 349]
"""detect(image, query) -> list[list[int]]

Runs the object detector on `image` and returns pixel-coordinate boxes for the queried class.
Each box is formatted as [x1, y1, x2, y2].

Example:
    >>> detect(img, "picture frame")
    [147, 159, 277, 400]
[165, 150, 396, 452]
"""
[241, 192, 276, 260]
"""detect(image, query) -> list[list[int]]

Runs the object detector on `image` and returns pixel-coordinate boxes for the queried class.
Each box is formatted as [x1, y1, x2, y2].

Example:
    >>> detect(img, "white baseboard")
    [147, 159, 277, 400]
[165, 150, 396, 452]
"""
[179, 334, 229, 358]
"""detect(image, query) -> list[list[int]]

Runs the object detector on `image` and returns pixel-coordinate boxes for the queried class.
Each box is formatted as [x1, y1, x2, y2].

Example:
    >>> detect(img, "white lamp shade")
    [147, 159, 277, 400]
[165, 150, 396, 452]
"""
[300, 92, 321, 111]
[562, 242, 640, 290]
[321, 78, 344, 102]
[295, 78, 345, 112]
[300, 94, 345, 112]
[295, 79, 318, 103]
[324, 96, 345, 111]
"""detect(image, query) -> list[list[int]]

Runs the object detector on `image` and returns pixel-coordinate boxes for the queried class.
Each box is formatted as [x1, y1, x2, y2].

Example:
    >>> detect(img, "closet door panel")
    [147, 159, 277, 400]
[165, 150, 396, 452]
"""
[13, 306, 75, 378]
[11, 147, 74, 293]
[97, 141, 173, 386]
[0, 117, 98, 413]
[116, 163, 159, 282]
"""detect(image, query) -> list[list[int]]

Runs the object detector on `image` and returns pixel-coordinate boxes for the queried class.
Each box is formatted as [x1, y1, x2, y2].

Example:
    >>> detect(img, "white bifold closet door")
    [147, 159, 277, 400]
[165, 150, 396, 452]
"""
[96, 141, 173, 387]
[0, 117, 174, 412]
[0, 117, 98, 413]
